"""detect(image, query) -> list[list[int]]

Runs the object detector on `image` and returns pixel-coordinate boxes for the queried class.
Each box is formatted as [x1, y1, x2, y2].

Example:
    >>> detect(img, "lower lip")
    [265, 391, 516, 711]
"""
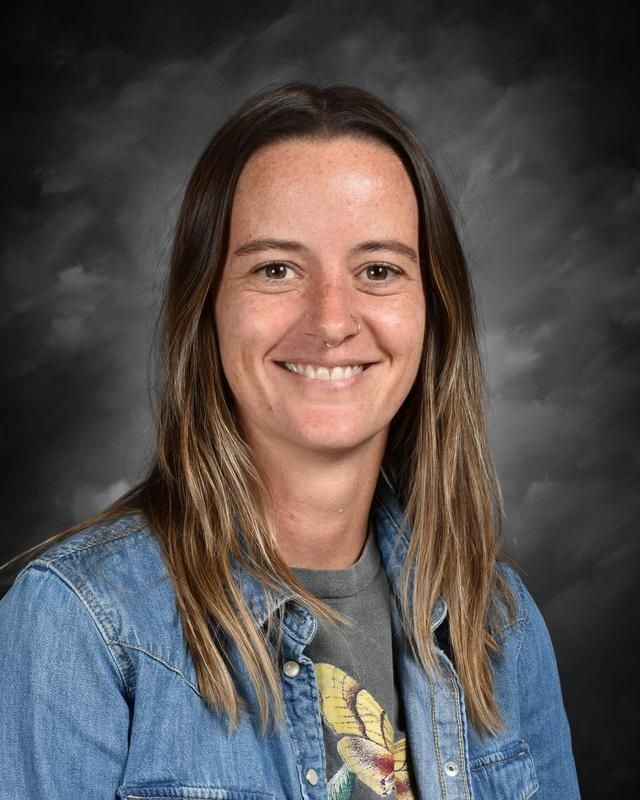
[275, 363, 372, 388]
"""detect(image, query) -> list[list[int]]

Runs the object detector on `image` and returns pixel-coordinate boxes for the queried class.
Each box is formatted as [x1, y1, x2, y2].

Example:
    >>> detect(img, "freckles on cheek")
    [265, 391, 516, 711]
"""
[218, 298, 251, 345]
[376, 306, 416, 335]
[222, 306, 272, 375]
[380, 303, 426, 355]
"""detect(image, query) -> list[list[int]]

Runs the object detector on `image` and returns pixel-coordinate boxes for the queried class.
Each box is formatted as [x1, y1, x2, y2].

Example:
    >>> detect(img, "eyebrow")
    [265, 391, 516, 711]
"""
[233, 237, 418, 263]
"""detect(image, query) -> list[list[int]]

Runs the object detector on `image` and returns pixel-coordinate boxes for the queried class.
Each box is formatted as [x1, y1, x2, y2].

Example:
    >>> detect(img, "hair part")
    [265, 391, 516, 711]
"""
[2, 80, 517, 738]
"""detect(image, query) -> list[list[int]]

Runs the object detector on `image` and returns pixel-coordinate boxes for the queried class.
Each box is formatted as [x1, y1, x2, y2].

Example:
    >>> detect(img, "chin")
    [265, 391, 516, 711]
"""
[291, 424, 377, 452]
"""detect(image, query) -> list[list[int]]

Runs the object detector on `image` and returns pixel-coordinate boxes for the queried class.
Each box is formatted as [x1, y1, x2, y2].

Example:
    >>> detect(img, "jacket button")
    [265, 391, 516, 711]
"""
[283, 660, 301, 677]
[444, 761, 459, 777]
[305, 768, 319, 785]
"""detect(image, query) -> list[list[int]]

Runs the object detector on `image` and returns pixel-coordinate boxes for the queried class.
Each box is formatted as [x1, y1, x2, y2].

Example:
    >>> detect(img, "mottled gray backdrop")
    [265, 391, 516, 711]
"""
[2, 0, 638, 795]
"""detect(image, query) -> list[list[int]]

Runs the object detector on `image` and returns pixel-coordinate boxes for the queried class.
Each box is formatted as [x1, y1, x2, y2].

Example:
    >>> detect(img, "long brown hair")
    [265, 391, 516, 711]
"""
[2, 81, 516, 738]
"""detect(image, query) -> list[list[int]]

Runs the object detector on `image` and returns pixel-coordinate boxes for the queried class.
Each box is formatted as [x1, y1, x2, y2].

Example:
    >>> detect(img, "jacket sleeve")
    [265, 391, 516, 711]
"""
[513, 569, 582, 799]
[0, 563, 131, 797]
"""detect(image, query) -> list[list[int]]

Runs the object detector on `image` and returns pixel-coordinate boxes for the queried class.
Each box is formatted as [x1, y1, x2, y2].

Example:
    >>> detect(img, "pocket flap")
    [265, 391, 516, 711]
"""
[118, 786, 275, 800]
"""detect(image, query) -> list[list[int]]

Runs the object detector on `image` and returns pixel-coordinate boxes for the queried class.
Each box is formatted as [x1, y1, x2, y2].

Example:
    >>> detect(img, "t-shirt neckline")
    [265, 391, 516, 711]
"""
[290, 517, 381, 598]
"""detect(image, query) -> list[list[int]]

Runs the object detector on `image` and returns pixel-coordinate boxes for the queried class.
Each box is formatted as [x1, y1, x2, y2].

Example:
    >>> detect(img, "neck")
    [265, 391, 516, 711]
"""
[246, 431, 388, 569]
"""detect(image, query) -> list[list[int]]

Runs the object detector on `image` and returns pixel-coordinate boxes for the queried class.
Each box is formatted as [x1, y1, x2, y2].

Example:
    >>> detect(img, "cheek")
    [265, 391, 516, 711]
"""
[214, 291, 247, 388]
[412, 304, 427, 351]
[215, 292, 288, 374]
[377, 294, 426, 353]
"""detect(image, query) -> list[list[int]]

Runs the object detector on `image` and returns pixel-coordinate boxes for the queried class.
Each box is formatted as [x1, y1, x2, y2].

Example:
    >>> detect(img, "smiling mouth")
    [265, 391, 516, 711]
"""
[275, 362, 372, 381]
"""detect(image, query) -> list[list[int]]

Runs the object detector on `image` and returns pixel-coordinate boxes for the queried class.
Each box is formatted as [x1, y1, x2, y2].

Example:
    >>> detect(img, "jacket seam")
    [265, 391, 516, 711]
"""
[110, 639, 201, 696]
[513, 572, 531, 666]
[493, 616, 526, 640]
[35, 517, 149, 566]
[469, 740, 530, 770]
[29, 563, 133, 695]
[469, 750, 528, 771]
[447, 666, 472, 800]
[282, 669, 310, 798]
[120, 789, 274, 796]
[428, 672, 447, 799]
[511, 569, 531, 743]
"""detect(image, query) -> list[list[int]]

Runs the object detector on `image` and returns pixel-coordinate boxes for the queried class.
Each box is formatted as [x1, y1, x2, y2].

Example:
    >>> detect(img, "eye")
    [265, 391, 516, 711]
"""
[253, 261, 294, 281]
[361, 263, 403, 282]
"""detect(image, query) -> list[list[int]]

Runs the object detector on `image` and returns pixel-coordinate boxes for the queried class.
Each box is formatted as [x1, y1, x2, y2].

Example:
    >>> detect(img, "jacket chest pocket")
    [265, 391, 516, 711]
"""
[469, 740, 539, 800]
[117, 787, 275, 800]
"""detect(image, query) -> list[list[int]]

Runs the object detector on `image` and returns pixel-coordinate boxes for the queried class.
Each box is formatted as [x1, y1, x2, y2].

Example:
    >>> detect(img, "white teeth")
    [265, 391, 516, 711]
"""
[283, 363, 365, 381]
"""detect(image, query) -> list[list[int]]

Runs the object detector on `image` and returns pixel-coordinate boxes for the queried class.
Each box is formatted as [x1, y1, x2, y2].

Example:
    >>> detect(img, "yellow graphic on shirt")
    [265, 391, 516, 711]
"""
[314, 662, 415, 800]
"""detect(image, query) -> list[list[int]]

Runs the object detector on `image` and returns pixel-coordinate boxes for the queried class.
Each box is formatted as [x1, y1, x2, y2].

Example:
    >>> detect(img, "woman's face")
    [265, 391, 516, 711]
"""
[214, 135, 425, 460]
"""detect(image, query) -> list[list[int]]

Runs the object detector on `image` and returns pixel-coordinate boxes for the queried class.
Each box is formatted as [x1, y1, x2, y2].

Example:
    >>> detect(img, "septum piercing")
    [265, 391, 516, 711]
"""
[323, 315, 361, 348]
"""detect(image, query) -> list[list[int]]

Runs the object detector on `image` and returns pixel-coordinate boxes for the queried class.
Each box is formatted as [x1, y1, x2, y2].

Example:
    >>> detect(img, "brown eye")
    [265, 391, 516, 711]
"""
[364, 263, 402, 281]
[266, 263, 287, 279]
[255, 262, 292, 281]
[367, 265, 388, 280]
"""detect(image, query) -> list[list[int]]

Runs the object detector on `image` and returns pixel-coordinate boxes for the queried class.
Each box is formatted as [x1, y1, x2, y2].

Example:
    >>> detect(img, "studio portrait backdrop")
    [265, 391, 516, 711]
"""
[2, 1, 638, 797]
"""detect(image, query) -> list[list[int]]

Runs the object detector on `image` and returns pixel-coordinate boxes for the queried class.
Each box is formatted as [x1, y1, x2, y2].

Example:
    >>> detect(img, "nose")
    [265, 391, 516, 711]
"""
[304, 276, 359, 346]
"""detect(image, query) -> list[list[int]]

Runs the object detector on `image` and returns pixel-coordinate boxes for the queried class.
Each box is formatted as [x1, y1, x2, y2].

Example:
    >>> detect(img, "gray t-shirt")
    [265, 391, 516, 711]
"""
[291, 519, 416, 799]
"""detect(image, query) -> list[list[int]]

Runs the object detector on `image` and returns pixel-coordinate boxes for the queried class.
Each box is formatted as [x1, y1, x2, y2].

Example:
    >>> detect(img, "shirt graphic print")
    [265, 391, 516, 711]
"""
[314, 661, 414, 799]
[291, 517, 417, 800]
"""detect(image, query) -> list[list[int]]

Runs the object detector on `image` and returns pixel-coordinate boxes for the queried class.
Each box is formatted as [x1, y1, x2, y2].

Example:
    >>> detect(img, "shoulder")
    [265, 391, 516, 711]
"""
[2, 512, 191, 690]
[9, 512, 168, 624]
[494, 559, 537, 629]
[493, 560, 561, 673]
[22, 511, 158, 576]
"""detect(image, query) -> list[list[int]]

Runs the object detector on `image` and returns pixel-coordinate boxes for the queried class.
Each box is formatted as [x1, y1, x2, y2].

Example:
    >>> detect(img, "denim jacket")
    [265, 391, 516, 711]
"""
[0, 470, 581, 799]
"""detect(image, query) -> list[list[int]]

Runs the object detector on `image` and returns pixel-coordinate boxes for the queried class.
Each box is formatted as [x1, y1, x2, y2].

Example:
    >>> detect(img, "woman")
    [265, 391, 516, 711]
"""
[0, 81, 581, 799]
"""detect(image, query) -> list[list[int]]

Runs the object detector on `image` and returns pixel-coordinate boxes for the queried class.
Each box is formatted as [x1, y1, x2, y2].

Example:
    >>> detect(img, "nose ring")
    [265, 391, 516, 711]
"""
[323, 315, 361, 348]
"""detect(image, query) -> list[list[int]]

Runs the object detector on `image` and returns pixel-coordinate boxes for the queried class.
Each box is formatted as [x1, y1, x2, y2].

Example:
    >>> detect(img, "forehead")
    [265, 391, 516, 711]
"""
[229, 136, 418, 230]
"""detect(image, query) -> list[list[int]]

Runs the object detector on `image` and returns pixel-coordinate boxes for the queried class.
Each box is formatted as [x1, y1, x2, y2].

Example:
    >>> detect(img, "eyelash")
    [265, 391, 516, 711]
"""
[253, 261, 403, 283]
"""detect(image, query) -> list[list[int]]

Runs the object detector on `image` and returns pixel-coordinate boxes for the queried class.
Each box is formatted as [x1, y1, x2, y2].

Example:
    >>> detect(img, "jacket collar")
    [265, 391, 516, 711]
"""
[231, 468, 447, 634]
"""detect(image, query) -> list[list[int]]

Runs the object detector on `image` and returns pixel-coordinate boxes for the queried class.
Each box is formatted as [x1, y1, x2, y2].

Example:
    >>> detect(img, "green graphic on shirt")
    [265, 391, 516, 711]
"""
[315, 662, 415, 799]
[328, 764, 357, 800]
